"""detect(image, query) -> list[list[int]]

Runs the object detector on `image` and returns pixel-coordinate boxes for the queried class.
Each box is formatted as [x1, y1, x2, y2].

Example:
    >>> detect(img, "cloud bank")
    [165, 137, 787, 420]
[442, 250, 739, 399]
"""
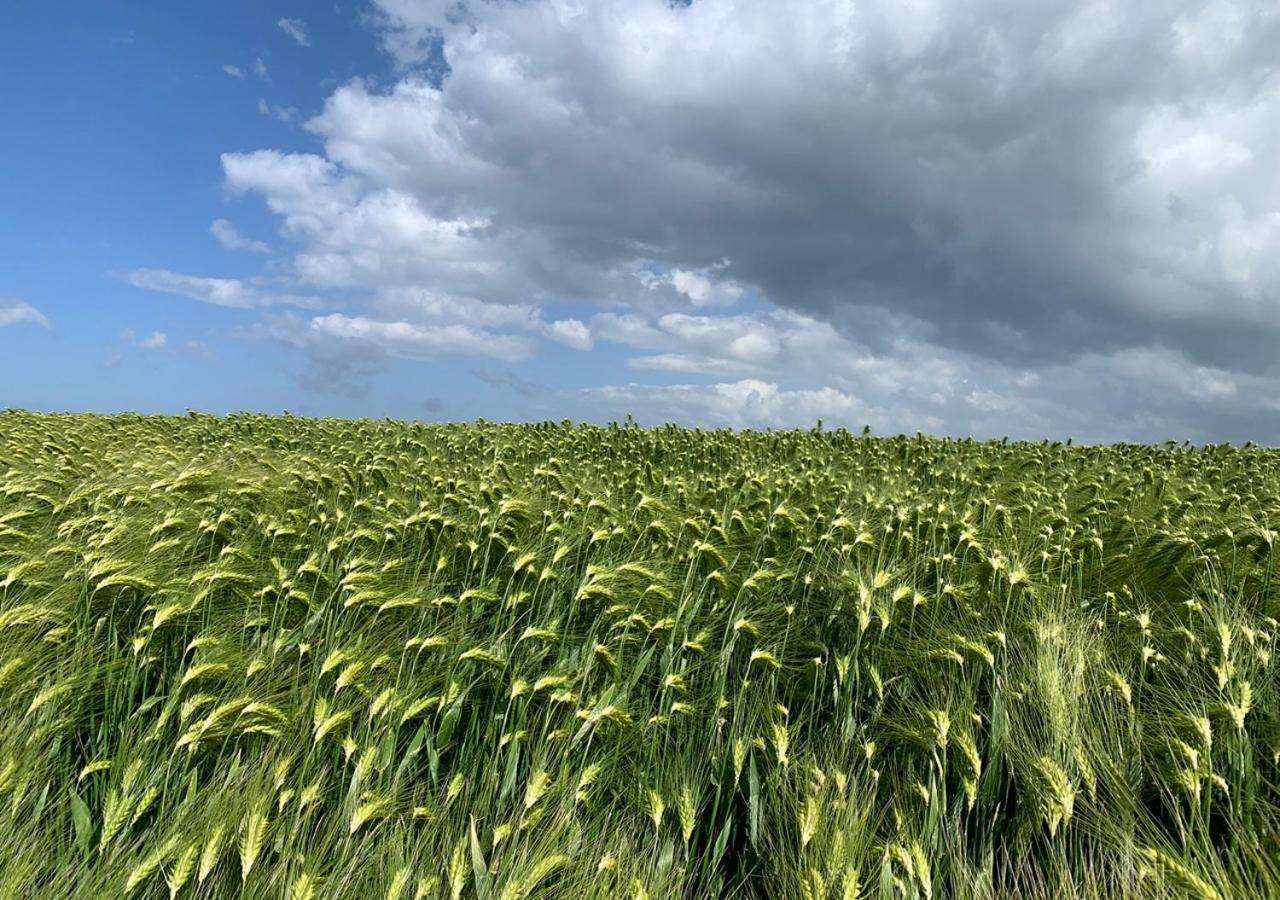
[134, 0, 1280, 441]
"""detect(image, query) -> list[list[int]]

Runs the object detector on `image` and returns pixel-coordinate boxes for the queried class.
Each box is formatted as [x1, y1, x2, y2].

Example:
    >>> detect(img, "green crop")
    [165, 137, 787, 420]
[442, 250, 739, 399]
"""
[0, 410, 1278, 898]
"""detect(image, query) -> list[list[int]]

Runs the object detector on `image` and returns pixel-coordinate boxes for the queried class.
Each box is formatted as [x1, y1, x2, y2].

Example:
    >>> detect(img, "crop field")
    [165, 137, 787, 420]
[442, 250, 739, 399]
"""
[1, 412, 1279, 898]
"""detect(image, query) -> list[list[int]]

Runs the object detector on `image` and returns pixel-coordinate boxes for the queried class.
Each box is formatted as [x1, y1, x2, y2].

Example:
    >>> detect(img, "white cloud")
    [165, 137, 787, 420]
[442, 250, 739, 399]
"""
[254, 58, 270, 80]
[140, 331, 168, 351]
[127, 269, 256, 308]
[308, 313, 534, 362]
[277, 18, 310, 47]
[222, 64, 244, 79]
[0, 296, 50, 328]
[545, 317, 593, 351]
[378, 287, 543, 329]
[623, 354, 753, 377]
[636, 263, 745, 309]
[594, 308, 851, 379]
[221, 149, 497, 291]
[210, 219, 270, 254]
[257, 99, 299, 123]
[125, 268, 317, 309]
[581, 379, 879, 431]
[577, 340, 1277, 442]
[582, 300, 1280, 441]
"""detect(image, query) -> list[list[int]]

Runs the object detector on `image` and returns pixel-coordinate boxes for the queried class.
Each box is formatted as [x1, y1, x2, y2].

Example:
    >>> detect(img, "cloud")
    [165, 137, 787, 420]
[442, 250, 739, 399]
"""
[257, 99, 300, 123]
[210, 219, 270, 254]
[254, 58, 270, 81]
[636, 263, 746, 309]
[580, 379, 878, 431]
[594, 308, 855, 380]
[183, 339, 213, 359]
[138, 0, 1280, 439]
[308, 312, 534, 362]
[343, 1, 1280, 371]
[277, 18, 310, 47]
[235, 311, 537, 394]
[109, 328, 179, 365]
[125, 268, 317, 309]
[0, 296, 50, 328]
[128, 269, 255, 308]
[222, 64, 245, 79]
[545, 318, 593, 351]
[219, 149, 500, 291]
[585, 302, 1280, 442]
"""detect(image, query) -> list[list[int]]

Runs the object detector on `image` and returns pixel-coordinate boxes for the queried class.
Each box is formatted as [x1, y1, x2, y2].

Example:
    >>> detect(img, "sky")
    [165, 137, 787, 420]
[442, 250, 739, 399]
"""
[3, 0, 1280, 443]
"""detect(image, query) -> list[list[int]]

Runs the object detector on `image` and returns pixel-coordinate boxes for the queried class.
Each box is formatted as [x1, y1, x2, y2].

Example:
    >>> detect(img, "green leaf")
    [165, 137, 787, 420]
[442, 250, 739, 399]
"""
[499, 742, 521, 804]
[438, 692, 467, 746]
[392, 721, 430, 789]
[69, 787, 92, 857]
[469, 816, 491, 900]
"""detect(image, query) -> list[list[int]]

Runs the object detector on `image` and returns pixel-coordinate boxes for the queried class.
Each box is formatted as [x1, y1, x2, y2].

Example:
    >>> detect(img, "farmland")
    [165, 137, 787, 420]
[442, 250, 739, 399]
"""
[1, 412, 1278, 898]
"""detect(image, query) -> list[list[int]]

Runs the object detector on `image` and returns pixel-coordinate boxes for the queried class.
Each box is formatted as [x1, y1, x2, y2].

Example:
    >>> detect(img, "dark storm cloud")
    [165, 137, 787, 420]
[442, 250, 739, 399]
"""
[351, 0, 1280, 375]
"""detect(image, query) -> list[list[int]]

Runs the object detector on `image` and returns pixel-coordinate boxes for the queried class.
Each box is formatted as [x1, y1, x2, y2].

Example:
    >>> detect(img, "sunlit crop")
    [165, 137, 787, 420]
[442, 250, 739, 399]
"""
[1, 411, 1278, 897]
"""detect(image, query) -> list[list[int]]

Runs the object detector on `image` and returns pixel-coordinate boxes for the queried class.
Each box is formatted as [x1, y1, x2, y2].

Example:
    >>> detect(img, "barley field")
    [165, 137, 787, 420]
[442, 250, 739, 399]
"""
[1, 412, 1278, 898]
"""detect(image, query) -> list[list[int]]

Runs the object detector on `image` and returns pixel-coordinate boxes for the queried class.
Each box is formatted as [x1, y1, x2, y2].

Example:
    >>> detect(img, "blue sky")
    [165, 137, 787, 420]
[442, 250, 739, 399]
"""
[3, 1, 1280, 441]
[0, 3, 422, 418]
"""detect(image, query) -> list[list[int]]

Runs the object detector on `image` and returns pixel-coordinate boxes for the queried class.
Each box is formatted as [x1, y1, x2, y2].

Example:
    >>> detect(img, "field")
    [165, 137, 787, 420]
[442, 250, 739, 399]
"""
[1, 412, 1278, 898]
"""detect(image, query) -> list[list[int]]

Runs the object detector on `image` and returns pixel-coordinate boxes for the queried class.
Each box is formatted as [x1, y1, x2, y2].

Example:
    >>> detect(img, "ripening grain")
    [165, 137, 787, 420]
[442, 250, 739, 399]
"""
[0, 411, 1278, 897]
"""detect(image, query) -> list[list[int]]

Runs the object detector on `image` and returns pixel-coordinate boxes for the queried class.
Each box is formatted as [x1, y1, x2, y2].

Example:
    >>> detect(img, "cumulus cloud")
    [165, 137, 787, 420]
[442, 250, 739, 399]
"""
[276, 18, 310, 47]
[545, 318, 593, 351]
[0, 296, 50, 328]
[222, 64, 244, 79]
[635, 263, 746, 309]
[210, 219, 270, 254]
[345, 0, 1280, 369]
[141, 0, 1280, 439]
[139, 331, 167, 351]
